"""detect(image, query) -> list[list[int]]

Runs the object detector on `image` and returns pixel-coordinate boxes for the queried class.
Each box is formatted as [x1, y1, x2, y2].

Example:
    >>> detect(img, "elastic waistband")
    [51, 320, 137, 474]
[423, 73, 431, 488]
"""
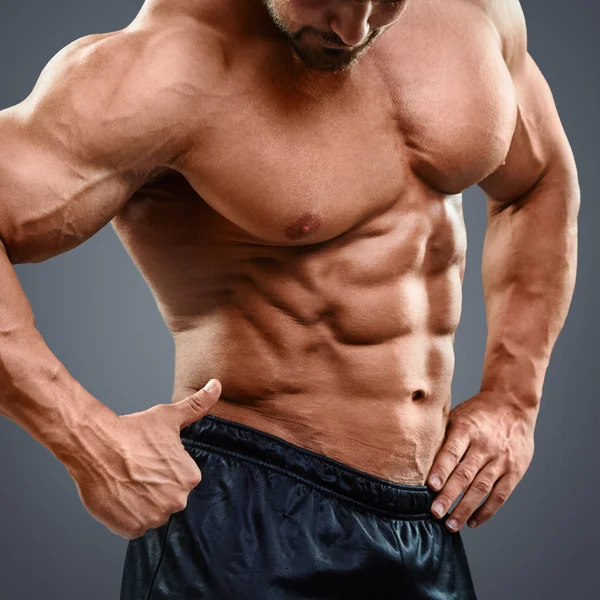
[181, 414, 436, 519]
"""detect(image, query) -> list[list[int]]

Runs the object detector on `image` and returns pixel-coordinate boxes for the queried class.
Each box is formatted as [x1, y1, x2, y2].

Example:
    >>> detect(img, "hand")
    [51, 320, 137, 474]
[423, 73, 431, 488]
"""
[427, 391, 537, 532]
[67, 379, 222, 540]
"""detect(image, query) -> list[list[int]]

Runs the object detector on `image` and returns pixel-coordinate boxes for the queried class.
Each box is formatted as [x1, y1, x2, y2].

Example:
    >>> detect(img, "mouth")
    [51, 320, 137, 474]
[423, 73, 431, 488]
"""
[317, 33, 375, 54]
[307, 29, 351, 51]
[320, 40, 351, 50]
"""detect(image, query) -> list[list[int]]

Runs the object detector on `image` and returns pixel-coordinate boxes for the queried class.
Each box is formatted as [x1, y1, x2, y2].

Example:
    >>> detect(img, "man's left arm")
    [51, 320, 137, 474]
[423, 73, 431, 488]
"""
[427, 2, 580, 532]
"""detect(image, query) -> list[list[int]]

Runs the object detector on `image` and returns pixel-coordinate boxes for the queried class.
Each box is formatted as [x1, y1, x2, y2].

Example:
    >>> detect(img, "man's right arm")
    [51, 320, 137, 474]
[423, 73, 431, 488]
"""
[0, 28, 187, 462]
[0, 22, 206, 464]
[0, 24, 226, 538]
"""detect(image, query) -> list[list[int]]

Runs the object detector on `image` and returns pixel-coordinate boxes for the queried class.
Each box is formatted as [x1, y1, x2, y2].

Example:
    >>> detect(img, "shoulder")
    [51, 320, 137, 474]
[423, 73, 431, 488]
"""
[470, 0, 528, 72]
[13, 13, 227, 169]
[23, 15, 226, 114]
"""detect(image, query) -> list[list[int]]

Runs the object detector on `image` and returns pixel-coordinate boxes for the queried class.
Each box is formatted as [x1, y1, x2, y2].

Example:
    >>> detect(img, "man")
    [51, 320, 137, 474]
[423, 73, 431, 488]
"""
[0, 0, 579, 598]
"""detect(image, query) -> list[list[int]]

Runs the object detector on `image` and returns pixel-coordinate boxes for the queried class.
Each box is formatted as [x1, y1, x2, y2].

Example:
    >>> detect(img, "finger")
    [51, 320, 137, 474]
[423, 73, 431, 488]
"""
[444, 462, 500, 532]
[468, 472, 518, 528]
[170, 379, 222, 428]
[430, 452, 485, 519]
[427, 428, 471, 492]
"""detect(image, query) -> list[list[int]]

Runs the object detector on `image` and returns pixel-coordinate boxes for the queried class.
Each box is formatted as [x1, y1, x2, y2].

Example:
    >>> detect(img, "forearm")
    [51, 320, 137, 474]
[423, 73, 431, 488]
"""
[480, 166, 580, 413]
[0, 242, 116, 469]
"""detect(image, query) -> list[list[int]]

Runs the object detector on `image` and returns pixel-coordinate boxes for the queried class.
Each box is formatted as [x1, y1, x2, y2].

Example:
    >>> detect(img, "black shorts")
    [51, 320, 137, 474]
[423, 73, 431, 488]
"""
[120, 415, 478, 599]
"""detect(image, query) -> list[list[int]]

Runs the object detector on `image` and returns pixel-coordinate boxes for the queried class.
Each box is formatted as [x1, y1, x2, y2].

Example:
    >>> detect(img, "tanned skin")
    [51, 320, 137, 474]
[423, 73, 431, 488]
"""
[0, 0, 579, 540]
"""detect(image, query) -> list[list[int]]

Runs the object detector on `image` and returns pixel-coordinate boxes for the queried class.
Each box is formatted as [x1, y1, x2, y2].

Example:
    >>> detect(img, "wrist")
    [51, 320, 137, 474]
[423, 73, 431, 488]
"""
[44, 382, 119, 476]
[477, 385, 541, 424]
[0, 333, 120, 477]
[480, 350, 546, 412]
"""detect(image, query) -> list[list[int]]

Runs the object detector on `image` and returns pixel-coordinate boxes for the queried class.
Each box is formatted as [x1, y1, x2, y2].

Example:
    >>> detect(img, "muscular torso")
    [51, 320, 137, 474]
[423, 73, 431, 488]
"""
[112, 0, 517, 484]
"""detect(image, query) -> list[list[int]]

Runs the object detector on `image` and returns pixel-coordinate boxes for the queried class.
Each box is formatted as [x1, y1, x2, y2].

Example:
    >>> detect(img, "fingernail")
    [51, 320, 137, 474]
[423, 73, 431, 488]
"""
[203, 379, 218, 392]
[447, 518, 459, 531]
[468, 520, 477, 528]
[430, 475, 442, 490]
[432, 501, 445, 517]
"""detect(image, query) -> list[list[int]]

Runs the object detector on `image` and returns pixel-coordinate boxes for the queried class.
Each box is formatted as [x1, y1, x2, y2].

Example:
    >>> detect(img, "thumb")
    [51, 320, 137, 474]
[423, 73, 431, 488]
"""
[171, 379, 222, 429]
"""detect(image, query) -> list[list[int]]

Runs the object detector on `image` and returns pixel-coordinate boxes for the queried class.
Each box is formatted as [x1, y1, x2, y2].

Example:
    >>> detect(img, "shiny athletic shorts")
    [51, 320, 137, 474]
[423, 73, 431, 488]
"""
[120, 414, 478, 599]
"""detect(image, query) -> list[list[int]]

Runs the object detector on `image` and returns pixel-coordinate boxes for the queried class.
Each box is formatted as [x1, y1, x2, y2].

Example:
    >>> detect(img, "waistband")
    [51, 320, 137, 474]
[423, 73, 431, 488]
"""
[181, 414, 436, 519]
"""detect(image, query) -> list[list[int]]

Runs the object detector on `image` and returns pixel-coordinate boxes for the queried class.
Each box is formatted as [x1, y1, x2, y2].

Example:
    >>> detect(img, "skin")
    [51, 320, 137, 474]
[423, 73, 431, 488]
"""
[0, 0, 579, 541]
[260, 0, 410, 71]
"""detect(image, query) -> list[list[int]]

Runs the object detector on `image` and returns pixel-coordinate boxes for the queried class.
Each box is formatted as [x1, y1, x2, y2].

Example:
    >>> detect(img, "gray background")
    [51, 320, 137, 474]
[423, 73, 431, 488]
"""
[0, 1, 597, 598]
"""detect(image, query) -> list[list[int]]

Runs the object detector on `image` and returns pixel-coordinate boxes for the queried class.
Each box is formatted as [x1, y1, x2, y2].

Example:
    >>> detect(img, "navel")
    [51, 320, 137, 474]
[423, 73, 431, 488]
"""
[284, 212, 322, 240]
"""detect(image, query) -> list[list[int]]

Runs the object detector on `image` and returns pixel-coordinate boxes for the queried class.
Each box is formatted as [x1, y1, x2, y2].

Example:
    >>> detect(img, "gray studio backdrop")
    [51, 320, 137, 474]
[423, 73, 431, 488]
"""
[0, 1, 598, 599]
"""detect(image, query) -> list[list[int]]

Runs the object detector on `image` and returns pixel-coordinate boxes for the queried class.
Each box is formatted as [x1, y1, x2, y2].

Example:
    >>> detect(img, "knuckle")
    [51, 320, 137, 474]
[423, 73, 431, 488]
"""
[190, 470, 202, 487]
[478, 440, 494, 454]
[493, 489, 510, 504]
[171, 498, 188, 513]
[189, 393, 209, 413]
[183, 462, 202, 489]
[112, 528, 128, 539]
[126, 527, 146, 540]
[473, 478, 493, 495]
[149, 516, 166, 529]
[186, 480, 199, 492]
[506, 455, 519, 471]
[453, 417, 474, 435]
[453, 467, 473, 485]
[445, 444, 463, 460]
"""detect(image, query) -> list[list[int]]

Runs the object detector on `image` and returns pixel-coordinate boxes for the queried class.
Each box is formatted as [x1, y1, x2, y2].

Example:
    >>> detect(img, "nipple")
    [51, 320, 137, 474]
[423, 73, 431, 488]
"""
[284, 213, 322, 240]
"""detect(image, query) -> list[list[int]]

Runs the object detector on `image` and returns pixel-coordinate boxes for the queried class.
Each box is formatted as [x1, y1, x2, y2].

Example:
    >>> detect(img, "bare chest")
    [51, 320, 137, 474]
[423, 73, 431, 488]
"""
[115, 8, 517, 257]
[165, 19, 516, 246]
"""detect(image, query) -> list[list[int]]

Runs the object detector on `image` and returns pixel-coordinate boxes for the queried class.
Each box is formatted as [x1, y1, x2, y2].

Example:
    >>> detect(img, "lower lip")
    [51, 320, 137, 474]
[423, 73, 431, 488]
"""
[321, 41, 349, 50]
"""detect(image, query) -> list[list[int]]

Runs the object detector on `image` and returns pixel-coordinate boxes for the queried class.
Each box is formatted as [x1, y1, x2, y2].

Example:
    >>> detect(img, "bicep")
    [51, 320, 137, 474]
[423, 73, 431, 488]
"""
[0, 29, 196, 264]
[0, 106, 136, 263]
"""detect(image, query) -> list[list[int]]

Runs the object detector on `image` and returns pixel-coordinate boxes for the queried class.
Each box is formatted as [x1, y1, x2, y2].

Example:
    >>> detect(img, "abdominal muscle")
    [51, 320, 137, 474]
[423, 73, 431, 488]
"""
[167, 208, 465, 486]
[174, 329, 455, 486]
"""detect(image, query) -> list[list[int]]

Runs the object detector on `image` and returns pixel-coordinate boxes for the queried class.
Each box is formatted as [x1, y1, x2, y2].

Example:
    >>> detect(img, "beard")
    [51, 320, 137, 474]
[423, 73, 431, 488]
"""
[260, 0, 380, 72]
